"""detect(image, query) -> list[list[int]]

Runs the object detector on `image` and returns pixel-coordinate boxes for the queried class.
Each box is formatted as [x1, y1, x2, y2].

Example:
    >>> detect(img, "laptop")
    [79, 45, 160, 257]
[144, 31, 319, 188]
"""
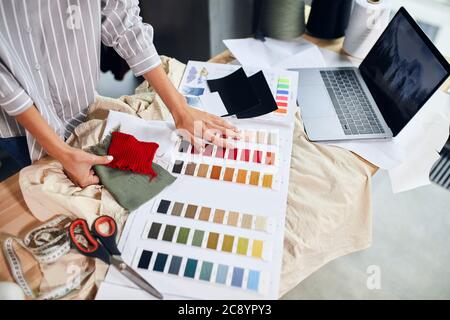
[293, 7, 450, 142]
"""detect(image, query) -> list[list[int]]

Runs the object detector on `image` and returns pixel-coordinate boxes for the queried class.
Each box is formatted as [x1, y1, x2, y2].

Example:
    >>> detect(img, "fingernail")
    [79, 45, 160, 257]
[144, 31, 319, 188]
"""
[107, 155, 114, 161]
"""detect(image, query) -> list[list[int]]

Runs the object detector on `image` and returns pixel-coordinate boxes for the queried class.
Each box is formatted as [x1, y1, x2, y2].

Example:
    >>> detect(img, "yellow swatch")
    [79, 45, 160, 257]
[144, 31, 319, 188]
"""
[262, 174, 273, 188]
[252, 240, 264, 258]
[236, 237, 249, 255]
[221, 235, 234, 252]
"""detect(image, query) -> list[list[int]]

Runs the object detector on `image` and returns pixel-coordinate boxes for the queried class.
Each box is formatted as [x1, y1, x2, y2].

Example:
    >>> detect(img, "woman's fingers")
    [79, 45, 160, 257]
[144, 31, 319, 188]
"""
[208, 114, 239, 132]
[206, 120, 241, 140]
[87, 174, 100, 186]
[203, 128, 232, 148]
[188, 132, 206, 152]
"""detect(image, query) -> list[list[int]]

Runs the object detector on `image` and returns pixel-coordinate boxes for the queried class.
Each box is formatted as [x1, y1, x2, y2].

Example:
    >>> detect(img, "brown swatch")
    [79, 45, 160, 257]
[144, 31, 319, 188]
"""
[197, 164, 209, 177]
[171, 202, 184, 216]
[206, 232, 219, 249]
[213, 209, 225, 223]
[262, 174, 273, 188]
[236, 169, 247, 184]
[185, 204, 198, 219]
[223, 168, 235, 182]
[185, 162, 197, 175]
[227, 212, 239, 226]
[210, 165, 222, 180]
[199, 207, 211, 221]
[249, 171, 260, 186]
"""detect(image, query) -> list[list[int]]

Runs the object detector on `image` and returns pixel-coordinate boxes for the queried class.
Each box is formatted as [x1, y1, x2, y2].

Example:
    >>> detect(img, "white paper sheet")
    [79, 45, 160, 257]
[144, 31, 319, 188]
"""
[223, 37, 326, 69]
[96, 281, 188, 300]
[198, 92, 228, 117]
[387, 93, 450, 192]
[319, 47, 358, 67]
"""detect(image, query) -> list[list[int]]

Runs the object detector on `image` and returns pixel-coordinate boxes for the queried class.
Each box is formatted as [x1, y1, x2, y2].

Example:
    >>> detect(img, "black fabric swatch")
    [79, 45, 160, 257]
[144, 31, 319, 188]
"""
[207, 68, 259, 116]
[207, 68, 277, 119]
[236, 71, 278, 119]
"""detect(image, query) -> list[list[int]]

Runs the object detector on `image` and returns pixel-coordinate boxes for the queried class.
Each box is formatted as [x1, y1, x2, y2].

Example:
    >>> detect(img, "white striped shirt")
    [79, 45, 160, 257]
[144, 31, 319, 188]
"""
[0, 0, 161, 160]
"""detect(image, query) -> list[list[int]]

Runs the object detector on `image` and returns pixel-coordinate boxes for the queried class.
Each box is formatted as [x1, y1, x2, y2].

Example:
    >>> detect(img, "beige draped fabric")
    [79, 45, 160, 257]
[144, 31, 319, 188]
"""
[2, 56, 375, 298]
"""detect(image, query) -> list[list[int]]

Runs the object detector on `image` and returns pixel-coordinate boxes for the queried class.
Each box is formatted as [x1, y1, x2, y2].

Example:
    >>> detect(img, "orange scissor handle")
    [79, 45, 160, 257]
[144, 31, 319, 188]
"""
[91, 216, 121, 256]
[68, 218, 111, 264]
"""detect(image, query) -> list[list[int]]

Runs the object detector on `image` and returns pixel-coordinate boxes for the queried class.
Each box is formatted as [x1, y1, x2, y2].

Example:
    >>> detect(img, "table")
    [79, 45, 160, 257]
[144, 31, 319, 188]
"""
[0, 32, 447, 297]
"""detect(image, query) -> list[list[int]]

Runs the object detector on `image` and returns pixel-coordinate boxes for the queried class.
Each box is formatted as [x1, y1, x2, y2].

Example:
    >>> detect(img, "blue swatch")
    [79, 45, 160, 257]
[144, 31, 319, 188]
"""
[184, 258, 198, 278]
[231, 267, 244, 288]
[168, 256, 182, 275]
[216, 264, 228, 284]
[199, 261, 213, 281]
[276, 90, 289, 95]
[247, 270, 260, 291]
[153, 253, 168, 272]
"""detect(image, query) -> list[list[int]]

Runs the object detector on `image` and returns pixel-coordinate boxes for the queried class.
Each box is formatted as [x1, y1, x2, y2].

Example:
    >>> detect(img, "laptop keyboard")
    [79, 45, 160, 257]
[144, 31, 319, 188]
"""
[320, 70, 385, 135]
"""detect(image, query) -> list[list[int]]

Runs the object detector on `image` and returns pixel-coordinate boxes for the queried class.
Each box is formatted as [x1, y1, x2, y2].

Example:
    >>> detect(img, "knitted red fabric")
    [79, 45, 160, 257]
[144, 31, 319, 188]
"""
[106, 131, 159, 177]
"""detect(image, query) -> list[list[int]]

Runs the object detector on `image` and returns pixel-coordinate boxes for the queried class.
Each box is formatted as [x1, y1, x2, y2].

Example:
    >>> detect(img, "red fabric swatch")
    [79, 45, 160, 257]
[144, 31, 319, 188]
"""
[106, 131, 159, 177]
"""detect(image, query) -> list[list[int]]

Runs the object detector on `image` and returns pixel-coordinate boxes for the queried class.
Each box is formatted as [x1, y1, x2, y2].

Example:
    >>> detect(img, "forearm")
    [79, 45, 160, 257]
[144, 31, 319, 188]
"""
[143, 65, 186, 118]
[15, 106, 70, 159]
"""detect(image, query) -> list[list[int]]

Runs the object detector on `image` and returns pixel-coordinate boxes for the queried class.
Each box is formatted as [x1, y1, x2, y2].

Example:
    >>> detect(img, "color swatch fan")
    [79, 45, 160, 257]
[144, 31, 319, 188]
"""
[96, 84, 296, 299]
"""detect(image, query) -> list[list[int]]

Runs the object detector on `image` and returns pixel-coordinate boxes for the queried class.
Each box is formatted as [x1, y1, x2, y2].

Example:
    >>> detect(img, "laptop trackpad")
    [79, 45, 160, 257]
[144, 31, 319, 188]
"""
[298, 86, 336, 118]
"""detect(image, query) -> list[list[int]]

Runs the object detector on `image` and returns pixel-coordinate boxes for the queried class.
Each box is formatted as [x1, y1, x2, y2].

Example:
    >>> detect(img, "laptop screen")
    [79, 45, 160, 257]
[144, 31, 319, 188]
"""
[359, 7, 450, 136]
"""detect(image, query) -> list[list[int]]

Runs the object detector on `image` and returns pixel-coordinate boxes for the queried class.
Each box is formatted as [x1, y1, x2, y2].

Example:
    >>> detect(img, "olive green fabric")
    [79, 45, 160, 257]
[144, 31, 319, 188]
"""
[88, 134, 176, 211]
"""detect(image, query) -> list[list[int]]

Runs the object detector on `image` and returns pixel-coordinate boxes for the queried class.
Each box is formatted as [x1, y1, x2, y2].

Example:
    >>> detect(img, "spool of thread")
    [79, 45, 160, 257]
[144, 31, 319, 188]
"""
[343, 0, 392, 59]
[306, 0, 353, 39]
[258, 0, 306, 40]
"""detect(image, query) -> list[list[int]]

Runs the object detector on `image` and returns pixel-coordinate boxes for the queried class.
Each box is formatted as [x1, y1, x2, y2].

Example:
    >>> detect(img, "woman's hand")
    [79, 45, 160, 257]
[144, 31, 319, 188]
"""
[143, 66, 240, 151]
[172, 104, 240, 151]
[59, 147, 113, 188]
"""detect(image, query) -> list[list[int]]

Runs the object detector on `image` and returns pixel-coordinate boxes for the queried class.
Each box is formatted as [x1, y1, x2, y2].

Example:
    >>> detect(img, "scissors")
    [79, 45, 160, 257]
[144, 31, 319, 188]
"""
[68, 215, 163, 299]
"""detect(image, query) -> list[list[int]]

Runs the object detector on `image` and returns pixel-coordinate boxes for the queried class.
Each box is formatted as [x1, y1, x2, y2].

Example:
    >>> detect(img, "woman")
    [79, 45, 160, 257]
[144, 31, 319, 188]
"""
[0, 0, 238, 186]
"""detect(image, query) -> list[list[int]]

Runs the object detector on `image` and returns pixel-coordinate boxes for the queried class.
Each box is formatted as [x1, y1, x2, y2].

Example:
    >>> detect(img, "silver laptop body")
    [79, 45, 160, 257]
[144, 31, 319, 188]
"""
[295, 67, 393, 142]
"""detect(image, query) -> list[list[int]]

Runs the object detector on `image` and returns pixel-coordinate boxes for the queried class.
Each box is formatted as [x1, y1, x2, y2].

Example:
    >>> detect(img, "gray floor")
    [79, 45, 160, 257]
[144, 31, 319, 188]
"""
[282, 170, 450, 300]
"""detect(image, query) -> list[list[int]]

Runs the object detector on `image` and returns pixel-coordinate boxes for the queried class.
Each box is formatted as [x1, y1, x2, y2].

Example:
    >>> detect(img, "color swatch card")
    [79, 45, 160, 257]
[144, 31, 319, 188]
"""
[97, 99, 296, 299]
[180, 61, 299, 125]
[172, 127, 281, 190]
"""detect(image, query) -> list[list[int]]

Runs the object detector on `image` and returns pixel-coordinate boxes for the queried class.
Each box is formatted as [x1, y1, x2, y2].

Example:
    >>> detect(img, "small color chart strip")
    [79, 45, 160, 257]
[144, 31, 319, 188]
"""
[137, 249, 265, 293]
[154, 199, 272, 233]
[241, 129, 279, 146]
[171, 160, 275, 189]
[177, 140, 277, 166]
[145, 221, 269, 260]
[274, 77, 290, 115]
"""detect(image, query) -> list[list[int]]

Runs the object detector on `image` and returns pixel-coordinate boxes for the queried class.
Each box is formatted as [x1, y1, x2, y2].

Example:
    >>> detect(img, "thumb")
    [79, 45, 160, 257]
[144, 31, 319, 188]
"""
[91, 154, 113, 165]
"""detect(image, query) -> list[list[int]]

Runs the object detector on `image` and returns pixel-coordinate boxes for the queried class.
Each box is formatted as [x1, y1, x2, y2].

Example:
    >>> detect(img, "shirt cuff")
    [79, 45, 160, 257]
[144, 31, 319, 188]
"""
[126, 44, 161, 77]
[0, 88, 33, 116]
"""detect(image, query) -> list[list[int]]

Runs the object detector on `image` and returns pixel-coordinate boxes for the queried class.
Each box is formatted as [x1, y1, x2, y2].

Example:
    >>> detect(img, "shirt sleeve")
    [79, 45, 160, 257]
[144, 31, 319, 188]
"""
[101, 0, 161, 76]
[0, 62, 33, 116]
